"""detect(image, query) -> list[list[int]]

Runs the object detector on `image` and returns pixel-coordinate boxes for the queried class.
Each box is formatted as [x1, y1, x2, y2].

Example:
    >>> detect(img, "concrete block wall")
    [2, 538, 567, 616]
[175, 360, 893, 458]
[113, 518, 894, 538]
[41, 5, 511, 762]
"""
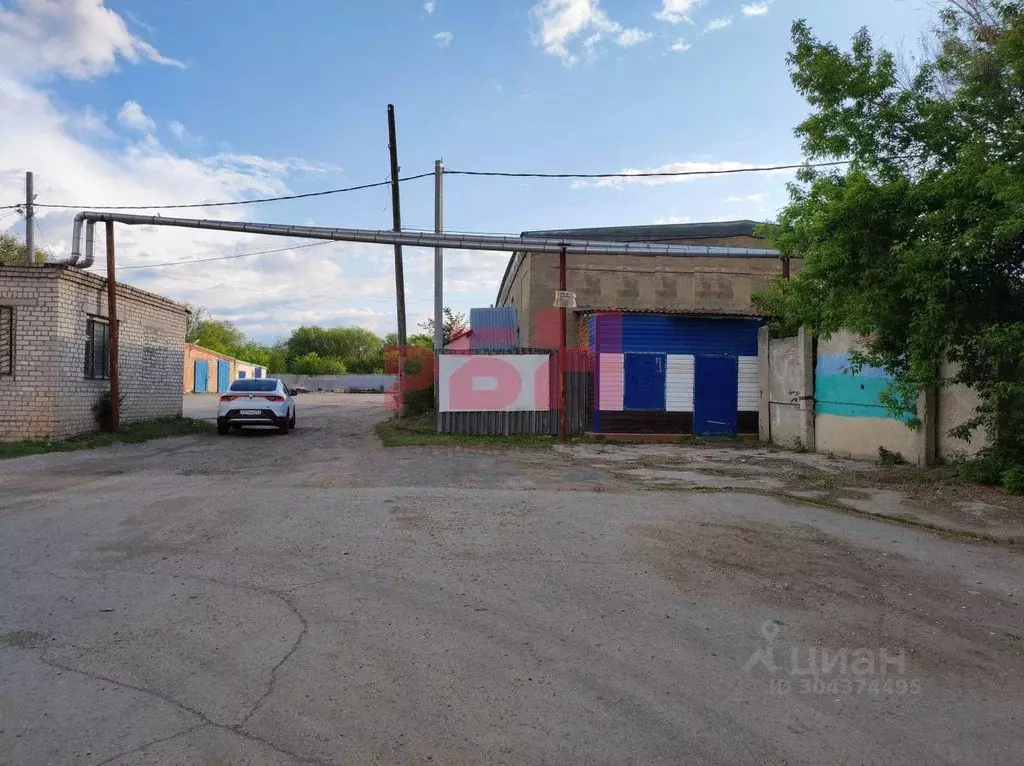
[762, 328, 987, 465]
[0, 266, 60, 440]
[55, 269, 187, 437]
[518, 250, 786, 347]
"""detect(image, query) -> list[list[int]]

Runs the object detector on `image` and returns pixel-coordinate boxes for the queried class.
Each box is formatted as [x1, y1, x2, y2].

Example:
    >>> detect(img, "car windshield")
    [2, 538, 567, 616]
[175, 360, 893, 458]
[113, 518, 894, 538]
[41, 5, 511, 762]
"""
[229, 379, 278, 393]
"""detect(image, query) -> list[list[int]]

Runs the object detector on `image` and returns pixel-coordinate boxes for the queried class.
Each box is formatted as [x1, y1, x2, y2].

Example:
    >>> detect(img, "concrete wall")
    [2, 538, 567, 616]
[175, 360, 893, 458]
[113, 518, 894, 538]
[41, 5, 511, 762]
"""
[937, 361, 988, 461]
[275, 374, 397, 392]
[0, 266, 60, 439]
[813, 330, 921, 462]
[504, 246, 786, 347]
[0, 264, 186, 441]
[758, 326, 814, 448]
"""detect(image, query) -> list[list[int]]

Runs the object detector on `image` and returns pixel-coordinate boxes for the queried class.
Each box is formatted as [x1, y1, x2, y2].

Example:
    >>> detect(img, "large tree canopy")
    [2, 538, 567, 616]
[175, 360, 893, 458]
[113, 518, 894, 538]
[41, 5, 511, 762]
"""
[758, 0, 1024, 471]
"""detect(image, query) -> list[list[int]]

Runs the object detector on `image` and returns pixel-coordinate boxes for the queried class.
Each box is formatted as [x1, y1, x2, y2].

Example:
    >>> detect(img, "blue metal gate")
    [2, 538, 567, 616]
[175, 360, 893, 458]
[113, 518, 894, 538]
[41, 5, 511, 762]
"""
[694, 355, 738, 435]
[217, 360, 231, 392]
[624, 353, 666, 410]
[193, 360, 209, 393]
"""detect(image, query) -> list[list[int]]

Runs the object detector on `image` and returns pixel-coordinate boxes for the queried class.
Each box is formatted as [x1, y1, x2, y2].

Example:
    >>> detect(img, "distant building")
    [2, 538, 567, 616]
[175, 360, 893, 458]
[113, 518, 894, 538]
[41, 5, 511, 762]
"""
[184, 344, 262, 394]
[0, 264, 187, 440]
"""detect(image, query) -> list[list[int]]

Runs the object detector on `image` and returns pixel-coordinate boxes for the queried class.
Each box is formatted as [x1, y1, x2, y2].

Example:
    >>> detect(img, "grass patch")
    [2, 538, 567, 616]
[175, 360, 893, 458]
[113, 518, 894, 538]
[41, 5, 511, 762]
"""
[0, 417, 212, 460]
[375, 413, 555, 450]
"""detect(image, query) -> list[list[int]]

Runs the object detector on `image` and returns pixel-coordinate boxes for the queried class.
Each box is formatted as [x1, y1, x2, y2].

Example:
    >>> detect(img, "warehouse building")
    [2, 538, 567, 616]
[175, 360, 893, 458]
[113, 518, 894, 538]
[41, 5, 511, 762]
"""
[494, 221, 790, 436]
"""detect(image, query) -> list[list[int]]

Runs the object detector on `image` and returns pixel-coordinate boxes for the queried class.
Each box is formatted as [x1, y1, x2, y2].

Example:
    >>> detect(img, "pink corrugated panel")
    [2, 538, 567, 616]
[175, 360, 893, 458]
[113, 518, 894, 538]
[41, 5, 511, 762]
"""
[599, 353, 624, 411]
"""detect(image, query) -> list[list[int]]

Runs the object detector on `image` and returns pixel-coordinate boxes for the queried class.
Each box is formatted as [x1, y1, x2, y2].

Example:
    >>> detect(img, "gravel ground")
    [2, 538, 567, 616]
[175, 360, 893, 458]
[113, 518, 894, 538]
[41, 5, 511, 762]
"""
[0, 395, 1022, 765]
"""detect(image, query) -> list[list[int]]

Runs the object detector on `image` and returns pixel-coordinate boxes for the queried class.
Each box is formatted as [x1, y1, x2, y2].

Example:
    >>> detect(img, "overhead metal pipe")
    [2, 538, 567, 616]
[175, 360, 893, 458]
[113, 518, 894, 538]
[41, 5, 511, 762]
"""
[68, 211, 782, 262]
[80, 221, 96, 268]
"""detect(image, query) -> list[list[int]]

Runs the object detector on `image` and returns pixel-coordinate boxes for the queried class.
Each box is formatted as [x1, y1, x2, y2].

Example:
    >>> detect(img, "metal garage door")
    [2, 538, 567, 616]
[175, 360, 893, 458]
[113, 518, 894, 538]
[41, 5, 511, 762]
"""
[193, 360, 209, 393]
[624, 354, 666, 410]
[217, 360, 231, 392]
[694, 355, 738, 435]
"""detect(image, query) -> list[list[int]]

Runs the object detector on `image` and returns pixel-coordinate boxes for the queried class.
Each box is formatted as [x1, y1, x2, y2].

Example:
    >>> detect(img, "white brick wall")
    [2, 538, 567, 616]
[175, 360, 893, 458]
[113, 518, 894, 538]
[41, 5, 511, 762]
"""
[0, 264, 187, 440]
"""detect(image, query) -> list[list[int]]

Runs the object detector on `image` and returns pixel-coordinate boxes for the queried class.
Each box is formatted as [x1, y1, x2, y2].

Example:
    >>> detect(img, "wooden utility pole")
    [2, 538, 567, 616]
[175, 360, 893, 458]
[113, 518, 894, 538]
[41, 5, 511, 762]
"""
[558, 246, 568, 442]
[387, 105, 408, 401]
[105, 221, 120, 433]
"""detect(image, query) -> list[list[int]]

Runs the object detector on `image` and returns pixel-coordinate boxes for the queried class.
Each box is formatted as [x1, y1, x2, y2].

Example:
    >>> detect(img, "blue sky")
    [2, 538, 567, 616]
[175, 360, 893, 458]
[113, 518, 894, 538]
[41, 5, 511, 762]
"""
[0, 0, 935, 342]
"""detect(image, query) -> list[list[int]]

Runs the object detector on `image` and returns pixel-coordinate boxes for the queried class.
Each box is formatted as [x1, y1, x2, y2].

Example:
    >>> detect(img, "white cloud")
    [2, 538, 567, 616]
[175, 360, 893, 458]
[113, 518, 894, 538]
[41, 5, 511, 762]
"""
[572, 160, 795, 188]
[703, 16, 734, 34]
[116, 100, 155, 133]
[168, 120, 187, 140]
[0, 0, 184, 80]
[0, 2, 424, 342]
[654, 0, 705, 24]
[654, 215, 692, 225]
[725, 192, 767, 203]
[670, 39, 691, 52]
[434, 31, 453, 47]
[616, 28, 652, 47]
[424, 0, 436, 13]
[529, 0, 624, 64]
[742, 2, 770, 17]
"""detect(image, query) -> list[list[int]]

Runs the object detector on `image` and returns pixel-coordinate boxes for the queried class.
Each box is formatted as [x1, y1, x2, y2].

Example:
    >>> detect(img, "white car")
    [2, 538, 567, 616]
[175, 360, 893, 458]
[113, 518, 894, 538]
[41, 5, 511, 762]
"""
[217, 378, 296, 435]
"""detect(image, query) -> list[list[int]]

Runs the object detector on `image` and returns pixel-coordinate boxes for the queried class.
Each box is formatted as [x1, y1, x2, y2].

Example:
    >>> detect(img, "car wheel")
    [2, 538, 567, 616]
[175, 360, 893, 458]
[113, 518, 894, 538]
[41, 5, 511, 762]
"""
[278, 417, 290, 435]
[217, 420, 230, 435]
[289, 410, 296, 428]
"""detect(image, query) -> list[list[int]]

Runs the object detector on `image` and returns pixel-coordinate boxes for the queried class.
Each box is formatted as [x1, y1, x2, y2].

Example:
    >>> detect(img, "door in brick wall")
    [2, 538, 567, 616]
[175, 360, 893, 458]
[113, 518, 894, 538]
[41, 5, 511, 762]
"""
[194, 360, 209, 393]
[217, 360, 231, 392]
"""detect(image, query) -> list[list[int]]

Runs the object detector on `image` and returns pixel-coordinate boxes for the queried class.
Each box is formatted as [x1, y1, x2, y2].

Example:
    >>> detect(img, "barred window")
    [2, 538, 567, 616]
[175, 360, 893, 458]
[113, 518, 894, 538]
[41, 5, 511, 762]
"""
[0, 306, 12, 376]
[84, 317, 109, 379]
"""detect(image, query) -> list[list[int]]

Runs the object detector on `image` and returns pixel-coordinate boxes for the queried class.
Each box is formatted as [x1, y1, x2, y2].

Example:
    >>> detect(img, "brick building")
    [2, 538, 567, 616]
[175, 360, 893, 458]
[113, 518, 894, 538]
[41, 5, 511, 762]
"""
[0, 264, 187, 440]
[184, 344, 262, 393]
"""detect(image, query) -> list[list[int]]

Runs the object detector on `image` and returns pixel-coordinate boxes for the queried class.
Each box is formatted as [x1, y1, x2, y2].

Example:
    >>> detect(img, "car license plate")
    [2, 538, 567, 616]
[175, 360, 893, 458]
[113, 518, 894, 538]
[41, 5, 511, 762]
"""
[240, 409, 262, 416]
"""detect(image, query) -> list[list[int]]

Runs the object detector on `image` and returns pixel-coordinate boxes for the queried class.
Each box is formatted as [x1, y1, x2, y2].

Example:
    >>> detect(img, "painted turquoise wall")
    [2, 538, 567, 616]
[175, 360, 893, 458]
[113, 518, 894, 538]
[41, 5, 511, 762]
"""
[815, 354, 912, 421]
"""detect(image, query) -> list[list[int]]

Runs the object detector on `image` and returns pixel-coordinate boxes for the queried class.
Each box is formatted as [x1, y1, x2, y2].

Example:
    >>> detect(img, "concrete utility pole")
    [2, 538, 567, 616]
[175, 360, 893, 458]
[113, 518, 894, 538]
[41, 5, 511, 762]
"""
[387, 105, 408, 397]
[24, 172, 34, 265]
[433, 159, 444, 351]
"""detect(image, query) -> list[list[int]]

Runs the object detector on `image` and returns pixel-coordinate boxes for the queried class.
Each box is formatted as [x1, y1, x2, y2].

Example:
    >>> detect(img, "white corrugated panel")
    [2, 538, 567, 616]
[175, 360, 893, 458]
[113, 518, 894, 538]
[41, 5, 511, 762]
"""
[598, 353, 624, 411]
[666, 354, 695, 412]
[738, 355, 759, 411]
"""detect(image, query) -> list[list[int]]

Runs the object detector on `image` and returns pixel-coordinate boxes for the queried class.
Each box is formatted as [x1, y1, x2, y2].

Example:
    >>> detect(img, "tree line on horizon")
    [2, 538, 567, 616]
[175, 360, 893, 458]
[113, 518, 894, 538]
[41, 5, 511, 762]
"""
[186, 304, 467, 376]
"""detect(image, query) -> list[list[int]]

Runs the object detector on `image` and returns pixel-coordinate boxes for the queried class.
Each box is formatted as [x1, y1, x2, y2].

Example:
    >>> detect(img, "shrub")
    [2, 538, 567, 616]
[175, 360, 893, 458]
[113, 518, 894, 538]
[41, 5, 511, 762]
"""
[877, 446, 906, 465]
[403, 385, 435, 417]
[954, 453, 1006, 486]
[92, 390, 124, 433]
[1002, 466, 1024, 496]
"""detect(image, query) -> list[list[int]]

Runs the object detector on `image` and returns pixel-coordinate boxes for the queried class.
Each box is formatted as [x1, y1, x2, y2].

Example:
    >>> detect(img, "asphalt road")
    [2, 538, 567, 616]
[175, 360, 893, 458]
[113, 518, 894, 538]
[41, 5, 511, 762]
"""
[0, 395, 1021, 765]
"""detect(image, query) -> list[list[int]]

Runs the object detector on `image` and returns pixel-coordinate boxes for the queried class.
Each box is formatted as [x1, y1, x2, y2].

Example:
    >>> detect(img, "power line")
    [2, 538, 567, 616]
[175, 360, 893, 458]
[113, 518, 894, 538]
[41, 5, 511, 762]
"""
[442, 159, 858, 180]
[27, 172, 435, 211]
[34, 219, 56, 259]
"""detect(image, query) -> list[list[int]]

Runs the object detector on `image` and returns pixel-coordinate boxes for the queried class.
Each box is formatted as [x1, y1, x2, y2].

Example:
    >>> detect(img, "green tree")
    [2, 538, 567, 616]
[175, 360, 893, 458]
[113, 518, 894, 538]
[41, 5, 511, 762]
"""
[289, 352, 348, 375]
[236, 341, 288, 374]
[756, 1, 1024, 477]
[418, 307, 467, 345]
[283, 326, 383, 374]
[1, 232, 44, 265]
[189, 318, 246, 356]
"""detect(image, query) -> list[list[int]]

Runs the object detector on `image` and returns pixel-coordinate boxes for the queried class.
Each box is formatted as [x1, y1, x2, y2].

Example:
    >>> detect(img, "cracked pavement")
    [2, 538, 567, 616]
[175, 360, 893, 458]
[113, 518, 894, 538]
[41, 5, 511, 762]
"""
[1, 394, 1022, 764]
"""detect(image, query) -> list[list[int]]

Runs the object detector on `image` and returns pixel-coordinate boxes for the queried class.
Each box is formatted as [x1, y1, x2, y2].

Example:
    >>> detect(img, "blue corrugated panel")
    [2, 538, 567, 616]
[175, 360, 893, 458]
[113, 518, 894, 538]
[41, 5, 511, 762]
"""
[469, 307, 519, 349]
[596, 314, 760, 355]
[588, 315, 595, 349]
